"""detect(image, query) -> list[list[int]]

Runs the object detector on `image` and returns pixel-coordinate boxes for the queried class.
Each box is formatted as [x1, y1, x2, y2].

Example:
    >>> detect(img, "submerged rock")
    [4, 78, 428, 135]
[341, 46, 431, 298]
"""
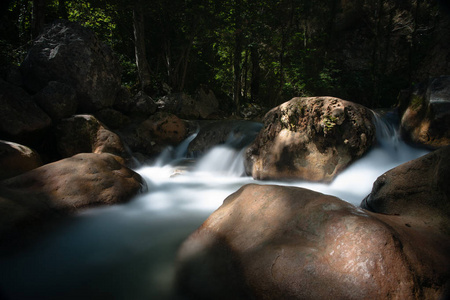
[176, 184, 450, 300]
[399, 76, 450, 148]
[0, 153, 145, 242]
[245, 97, 375, 182]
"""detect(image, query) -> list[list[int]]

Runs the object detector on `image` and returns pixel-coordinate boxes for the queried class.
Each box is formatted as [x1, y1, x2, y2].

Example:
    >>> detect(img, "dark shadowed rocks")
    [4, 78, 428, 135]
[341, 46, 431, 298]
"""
[0, 79, 51, 144]
[95, 108, 131, 130]
[176, 184, 450, 300]
[245, 97, 375, 182]
[21, 20, 121, 112]
[114, 90, 157, 119]
[398, 76, 450, 148]
[33, 81, 77, 121]
[157, 87, 220, 119]
[56, 114, 130, 162]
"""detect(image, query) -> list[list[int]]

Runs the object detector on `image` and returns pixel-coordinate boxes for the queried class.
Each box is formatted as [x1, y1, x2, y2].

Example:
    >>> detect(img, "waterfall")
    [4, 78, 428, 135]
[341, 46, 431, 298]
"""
[193, 131, 249, 176]
[154, 132, 198, 167]
[0, 115, 430, 300]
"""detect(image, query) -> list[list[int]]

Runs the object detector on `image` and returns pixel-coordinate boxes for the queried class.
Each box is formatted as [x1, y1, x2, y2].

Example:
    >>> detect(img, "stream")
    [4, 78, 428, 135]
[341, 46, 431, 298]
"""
[0, 113, 428, 299]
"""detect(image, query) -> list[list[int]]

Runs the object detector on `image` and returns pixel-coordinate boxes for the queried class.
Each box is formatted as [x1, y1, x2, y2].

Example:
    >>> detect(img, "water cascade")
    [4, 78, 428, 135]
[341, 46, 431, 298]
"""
[0, 112, 429, 299]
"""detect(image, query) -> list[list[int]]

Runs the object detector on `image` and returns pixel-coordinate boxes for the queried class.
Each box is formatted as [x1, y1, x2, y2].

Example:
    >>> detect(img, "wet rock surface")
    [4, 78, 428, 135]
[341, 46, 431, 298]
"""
[361, 145, 450, 234]
[176, 183, 450, 300]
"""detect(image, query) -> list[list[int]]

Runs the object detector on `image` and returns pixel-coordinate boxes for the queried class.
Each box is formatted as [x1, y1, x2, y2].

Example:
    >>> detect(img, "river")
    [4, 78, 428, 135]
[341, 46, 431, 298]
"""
[0, 113, 428, 299]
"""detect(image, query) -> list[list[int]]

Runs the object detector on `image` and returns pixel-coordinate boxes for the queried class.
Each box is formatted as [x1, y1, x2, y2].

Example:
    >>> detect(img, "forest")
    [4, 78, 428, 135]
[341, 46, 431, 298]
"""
[1, 0, 449, 114]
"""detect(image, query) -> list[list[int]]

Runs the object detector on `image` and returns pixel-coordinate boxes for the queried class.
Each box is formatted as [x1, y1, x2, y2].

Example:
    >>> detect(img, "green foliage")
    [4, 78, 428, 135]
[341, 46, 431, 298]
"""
[0, 0, 443, 111]
[322, 115, 338, 135]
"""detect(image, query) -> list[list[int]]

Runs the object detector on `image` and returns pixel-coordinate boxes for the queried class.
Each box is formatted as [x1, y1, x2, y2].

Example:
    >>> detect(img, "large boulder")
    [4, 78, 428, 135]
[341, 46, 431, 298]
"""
[21, 20, 121, 112]
[0, 140, 42, 180]
[361, 146, 450, 234]
[0, 153, 145, 242]
[56, 114, 130, 162]
[176, 184, 450, 300]
[0, 79, 51, 143]
[33, 81, 77, 121]
[245, 97, 375, 182]
[398, 76, 450, 148]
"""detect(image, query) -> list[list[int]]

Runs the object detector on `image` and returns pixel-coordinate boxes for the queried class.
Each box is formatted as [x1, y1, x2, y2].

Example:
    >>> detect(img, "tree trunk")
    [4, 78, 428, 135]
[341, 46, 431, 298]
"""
[133, 4, 152, 92]
[242, 48, 249, 102]
[233, 0, 243, 115]
[32, 0, 46, 39]
[250, 45, 260, 103]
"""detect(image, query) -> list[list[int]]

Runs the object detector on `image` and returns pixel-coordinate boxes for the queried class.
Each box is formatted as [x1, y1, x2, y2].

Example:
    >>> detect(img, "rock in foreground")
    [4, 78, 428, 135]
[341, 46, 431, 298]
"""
[245, 97, 375, 182]
[362, 145, 450, 234]
[0, 153, 146, 242]
[176, 184, 450, 300]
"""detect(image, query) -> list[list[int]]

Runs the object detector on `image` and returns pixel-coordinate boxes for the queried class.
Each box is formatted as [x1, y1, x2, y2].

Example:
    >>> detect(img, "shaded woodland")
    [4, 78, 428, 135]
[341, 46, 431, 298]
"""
[1, 0, 450, 112]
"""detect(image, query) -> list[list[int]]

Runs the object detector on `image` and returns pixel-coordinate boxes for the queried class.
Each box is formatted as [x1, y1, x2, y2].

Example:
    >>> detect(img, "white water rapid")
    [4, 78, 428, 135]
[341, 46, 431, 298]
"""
[0, 112, 429, 299]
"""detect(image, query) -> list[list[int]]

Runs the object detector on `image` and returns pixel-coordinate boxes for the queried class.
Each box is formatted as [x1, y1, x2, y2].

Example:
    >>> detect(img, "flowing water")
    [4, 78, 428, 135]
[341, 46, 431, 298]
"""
[0, 112, 429, 299]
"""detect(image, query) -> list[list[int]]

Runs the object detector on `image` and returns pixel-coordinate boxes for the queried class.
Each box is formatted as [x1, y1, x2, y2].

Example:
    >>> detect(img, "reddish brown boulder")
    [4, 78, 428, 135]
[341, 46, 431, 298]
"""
[245, 97, 375, 182]
[0, 153, 145, 240]
[0, 140, 42, 180]
[176, 184, 450, 300]
[141, 112, 188, 145]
